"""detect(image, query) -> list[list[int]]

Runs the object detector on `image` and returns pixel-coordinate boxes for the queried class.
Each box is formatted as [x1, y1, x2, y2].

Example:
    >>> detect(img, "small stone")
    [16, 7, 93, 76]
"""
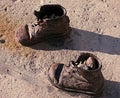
[25, 13, 28, 15]
[4, 7, 7, 11]
[114, 25, 117, 28]
[6, 69, 9, 73]
[0, 39, 5, 43]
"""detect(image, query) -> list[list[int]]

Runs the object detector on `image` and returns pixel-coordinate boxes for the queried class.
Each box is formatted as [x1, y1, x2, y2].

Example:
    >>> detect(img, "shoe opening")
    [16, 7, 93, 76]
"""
[34, 4, 65, 20]
[76, 53, 99, 70]
[55, 64, 64, 82]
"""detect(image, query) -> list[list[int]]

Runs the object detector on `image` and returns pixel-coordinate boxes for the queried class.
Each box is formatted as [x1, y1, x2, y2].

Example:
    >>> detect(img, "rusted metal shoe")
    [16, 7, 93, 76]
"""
[48, 53, 104, 96]
[15, 4, 71, 46]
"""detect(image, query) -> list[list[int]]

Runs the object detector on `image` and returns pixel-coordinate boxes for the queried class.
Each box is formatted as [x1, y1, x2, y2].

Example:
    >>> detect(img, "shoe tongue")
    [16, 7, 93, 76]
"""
[27, 22, 41, 39]
[27, 24, 35, 39]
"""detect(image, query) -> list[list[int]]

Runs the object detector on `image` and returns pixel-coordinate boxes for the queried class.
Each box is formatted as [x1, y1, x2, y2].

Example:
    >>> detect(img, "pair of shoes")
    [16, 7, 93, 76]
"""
[15, 4, 104, 96]
[48, 53, 104, 96]
[15, 4, 71, 46]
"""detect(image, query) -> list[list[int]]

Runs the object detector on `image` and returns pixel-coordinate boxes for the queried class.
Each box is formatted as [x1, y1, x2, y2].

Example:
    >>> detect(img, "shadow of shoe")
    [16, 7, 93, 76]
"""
[66, 28, 120, 55]
[102, 80, 120, 98]
[30, 28, 120, 55]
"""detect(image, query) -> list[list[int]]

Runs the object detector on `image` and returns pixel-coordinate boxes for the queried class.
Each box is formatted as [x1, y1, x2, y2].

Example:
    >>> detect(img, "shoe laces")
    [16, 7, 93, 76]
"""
[69, 61, 77, 67]
[31, 21, 39, 27]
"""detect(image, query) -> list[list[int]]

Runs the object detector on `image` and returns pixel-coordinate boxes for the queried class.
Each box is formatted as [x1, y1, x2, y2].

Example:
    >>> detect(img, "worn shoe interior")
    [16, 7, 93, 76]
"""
[76, 53, 99, 69]
[34, 5, 65, 20]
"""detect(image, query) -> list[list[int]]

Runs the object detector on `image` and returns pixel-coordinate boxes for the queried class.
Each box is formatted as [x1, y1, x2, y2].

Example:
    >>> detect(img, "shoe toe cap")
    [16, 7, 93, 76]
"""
[15, 25, 30, 45]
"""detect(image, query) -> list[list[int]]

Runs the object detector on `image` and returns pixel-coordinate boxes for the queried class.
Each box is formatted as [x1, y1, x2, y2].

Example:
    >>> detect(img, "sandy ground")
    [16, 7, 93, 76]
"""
[0, 0, 120, 98]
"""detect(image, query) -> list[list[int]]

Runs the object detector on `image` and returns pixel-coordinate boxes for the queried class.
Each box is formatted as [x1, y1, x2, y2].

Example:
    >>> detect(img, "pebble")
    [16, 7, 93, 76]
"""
[0, 39, 5, 43]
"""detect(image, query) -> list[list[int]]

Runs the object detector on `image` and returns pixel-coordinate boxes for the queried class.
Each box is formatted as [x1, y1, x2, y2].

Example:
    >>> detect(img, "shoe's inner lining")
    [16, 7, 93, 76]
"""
[76, 53, 99, 70]
[55, 64, 64, 82]
[35, 5, 64, 20]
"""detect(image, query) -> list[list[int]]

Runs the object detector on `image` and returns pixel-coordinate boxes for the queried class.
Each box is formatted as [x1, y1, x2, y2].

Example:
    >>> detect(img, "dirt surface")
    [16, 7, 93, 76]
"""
[0, 0, 120, 98]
